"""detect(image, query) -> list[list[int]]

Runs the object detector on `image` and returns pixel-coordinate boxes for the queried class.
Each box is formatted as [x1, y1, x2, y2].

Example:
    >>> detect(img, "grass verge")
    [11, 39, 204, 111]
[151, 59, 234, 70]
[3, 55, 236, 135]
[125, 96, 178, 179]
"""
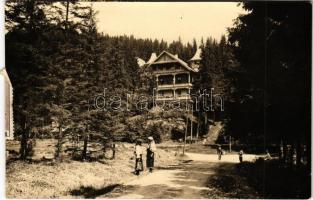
[6, 140, 179, 198]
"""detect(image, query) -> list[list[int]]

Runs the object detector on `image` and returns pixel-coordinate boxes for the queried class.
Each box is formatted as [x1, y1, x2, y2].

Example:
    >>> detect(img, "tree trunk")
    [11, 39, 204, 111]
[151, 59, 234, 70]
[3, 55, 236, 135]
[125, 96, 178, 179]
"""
[20, 115, 29, 160]
[204, 112, 207, 128]
[65, 0, 69, 28]
[112, 143, 116, 160]
[55, 121, 63, 160]
[20, 130, 29, 159]
[196, 111, 200, 139]
[229, 136, 232, 152]
[296, 141, 301, 166]
[183, 118, 188, 155]
[196, 121, 200, 139]
[283, 143, 287, 163]
[82, 134, 88, 160]
[190, 120, 193, 144]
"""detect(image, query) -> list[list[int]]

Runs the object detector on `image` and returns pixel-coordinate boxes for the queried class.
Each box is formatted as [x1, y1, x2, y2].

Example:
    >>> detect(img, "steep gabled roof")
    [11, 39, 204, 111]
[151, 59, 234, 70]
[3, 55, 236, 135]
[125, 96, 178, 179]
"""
[147, 53, 157, 64]
[135, 57, 146, 68]
[189, 48, 202, 61]
[149, 51, 197, 72]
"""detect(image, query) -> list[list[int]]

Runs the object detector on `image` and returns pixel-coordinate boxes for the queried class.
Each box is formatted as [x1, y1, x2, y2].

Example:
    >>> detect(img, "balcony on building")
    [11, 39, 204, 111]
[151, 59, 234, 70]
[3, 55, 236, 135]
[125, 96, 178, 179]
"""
[156, 88, 191, 101]
[157, 73, 192, 89]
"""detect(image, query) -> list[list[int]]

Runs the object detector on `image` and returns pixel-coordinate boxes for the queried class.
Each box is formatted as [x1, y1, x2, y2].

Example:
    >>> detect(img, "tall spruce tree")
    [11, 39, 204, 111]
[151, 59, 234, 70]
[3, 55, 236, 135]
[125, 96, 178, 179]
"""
[6, 0, 54, 159]
[228, 2, 311, 144]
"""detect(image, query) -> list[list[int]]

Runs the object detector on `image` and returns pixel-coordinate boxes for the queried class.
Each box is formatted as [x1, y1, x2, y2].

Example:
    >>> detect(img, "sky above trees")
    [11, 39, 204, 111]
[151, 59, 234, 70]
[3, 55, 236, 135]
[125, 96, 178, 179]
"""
[92, 2, 246, 44]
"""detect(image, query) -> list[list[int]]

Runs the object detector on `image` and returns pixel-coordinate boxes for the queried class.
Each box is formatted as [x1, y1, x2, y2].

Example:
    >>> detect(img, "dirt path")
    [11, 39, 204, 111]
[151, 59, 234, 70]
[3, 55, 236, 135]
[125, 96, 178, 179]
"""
[100, 153, 259, 199]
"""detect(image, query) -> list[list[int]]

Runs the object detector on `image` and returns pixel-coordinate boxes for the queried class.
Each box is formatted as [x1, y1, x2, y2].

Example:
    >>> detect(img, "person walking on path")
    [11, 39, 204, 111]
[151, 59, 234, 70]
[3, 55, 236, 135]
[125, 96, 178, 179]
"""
[147, 136, 157, 172]
[134, 140, 144, 175]
[217, 145, 222, 160]
[239, 149, 244, 163]
[265, 149, 272, 160]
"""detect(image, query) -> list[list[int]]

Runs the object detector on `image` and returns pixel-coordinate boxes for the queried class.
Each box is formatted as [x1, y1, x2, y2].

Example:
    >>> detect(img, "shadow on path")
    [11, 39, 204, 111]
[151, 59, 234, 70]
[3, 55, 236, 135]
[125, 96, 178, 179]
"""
[70, 184, 121, 198]
[72, 153, 261, 198]
[103, 160, 238, 198]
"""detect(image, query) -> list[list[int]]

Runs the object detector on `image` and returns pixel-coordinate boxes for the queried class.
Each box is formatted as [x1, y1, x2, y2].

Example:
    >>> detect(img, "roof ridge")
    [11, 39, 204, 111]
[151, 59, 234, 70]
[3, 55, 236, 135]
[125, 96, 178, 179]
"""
[147, 50, 198, 72]
[161, 51, 196, 72]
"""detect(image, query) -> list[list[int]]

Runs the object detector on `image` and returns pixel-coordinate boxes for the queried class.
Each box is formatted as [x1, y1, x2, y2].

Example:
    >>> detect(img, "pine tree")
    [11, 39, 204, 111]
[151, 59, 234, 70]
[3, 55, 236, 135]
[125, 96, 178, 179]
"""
[6, 0, 54, 159]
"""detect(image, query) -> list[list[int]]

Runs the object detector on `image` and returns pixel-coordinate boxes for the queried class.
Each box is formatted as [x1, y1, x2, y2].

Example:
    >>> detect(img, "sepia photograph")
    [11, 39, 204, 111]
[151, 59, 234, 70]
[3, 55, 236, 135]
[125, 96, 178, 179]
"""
[2, 1, 312, 199]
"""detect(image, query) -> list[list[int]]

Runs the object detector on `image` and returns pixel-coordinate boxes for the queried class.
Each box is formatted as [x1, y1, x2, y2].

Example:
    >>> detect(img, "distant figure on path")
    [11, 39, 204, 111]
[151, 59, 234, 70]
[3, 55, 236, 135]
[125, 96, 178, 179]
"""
[302, 145, 307, 165]
[147, 136, 157, 172]
[265, 149, 272, 160]
[292, 148, 297, 166]
[279, 143, 284, 160]
[217, 145, 222, 160]
[134, 140, 144, 175]
[239, 149, 244, 163]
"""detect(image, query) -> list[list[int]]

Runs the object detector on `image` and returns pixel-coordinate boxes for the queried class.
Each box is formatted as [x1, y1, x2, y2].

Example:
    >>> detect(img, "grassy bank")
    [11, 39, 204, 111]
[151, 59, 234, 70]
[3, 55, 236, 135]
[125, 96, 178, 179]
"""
[6, 140, 179, 198]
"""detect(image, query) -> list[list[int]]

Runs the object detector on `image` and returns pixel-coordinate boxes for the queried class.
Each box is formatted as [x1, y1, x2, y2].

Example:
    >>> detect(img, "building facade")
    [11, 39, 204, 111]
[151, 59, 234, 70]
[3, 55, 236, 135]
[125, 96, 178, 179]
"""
[144, 50, 200, 101]
[136, 50, 202, 140]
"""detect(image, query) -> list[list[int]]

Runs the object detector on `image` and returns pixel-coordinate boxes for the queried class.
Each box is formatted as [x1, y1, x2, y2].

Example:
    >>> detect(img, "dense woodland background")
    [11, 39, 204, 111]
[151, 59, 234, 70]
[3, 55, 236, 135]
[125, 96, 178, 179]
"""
[5, 1, 311, 160]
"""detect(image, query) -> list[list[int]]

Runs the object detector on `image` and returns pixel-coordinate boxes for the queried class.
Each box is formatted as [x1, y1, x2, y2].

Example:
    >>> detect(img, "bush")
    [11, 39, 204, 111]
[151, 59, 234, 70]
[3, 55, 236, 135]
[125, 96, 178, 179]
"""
[171, 129, 185, 140]
[145, 122, 163, 143]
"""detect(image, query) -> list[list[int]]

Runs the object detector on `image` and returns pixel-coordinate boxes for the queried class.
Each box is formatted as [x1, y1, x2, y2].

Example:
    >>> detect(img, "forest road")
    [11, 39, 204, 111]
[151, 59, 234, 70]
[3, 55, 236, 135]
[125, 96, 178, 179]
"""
[100, 153, 259, 199]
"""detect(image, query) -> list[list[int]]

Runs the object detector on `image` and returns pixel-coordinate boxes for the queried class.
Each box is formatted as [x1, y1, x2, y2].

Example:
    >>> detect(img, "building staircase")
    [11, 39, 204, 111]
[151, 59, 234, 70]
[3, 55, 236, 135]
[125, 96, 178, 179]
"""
[184, 121, 224, 154]
[205, 121, 223, 145]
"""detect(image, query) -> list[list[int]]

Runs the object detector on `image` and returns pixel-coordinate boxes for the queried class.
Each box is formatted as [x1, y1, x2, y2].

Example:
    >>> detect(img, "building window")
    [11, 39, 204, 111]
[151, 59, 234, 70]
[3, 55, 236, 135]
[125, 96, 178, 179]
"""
[177, 90, 181, 97]
[176, 74, 188, 84]
[176, 76, 182, 83]
[159, 78, 164, 85]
